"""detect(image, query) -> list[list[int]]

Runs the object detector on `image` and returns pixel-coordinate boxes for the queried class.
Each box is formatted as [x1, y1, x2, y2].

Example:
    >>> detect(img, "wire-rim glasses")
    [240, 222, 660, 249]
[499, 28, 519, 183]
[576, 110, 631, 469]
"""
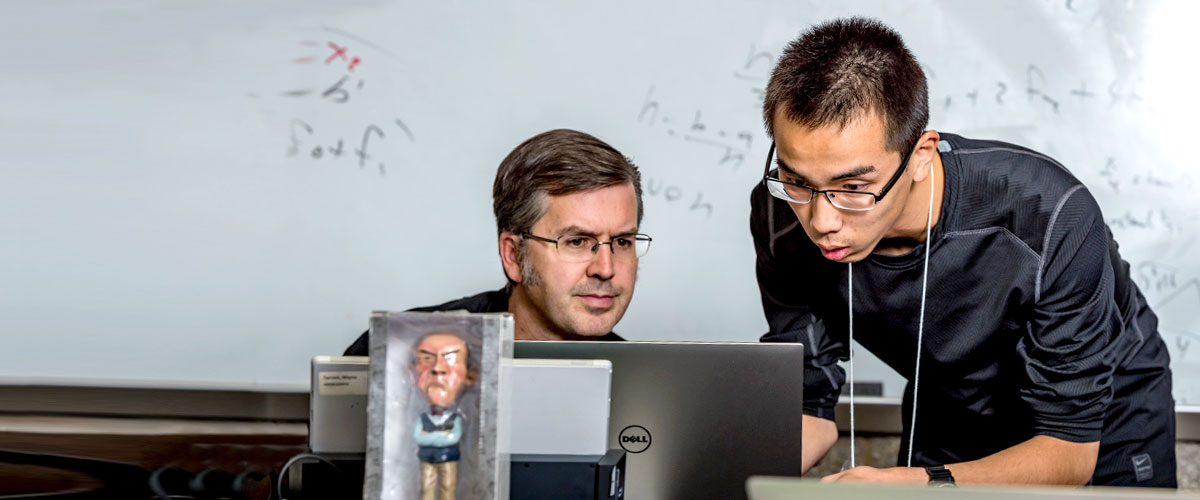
[522, 233, 652, 262]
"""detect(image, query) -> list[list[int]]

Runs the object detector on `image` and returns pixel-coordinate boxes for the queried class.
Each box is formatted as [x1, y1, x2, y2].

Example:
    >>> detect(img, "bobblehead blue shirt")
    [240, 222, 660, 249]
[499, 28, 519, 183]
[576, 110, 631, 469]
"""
[413, 412, 463, 448]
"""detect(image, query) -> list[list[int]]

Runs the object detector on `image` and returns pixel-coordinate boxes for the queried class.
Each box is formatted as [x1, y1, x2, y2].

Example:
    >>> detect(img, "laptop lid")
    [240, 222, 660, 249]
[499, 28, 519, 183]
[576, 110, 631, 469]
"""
[309, 355, 369, 454]
[505, 358, 613, 455]
[515, 341, 805, 500]
[745, 477, 1199, 500]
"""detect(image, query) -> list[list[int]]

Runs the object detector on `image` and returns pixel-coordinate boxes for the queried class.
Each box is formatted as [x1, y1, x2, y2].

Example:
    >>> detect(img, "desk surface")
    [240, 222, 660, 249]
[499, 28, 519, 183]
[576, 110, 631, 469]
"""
[3, 385, 1200, 439]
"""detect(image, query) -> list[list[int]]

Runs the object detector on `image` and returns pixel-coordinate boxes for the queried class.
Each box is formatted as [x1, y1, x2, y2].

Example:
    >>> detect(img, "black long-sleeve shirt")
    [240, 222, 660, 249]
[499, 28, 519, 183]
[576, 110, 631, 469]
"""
[752, 133, 1175, 486]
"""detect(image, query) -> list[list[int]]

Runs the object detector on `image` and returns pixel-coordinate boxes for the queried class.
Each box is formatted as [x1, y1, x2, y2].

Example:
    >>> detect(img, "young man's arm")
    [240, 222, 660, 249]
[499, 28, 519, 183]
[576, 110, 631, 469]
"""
[802, 415, 839, 474]
[751, 184, 848, 474]
[823, 435, 1097, 485]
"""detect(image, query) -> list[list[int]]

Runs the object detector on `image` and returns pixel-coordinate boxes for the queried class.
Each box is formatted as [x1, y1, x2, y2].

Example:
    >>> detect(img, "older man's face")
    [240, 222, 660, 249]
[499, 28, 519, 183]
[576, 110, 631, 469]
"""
[413, 333, 469, 408]
[517, 183, 640, 338]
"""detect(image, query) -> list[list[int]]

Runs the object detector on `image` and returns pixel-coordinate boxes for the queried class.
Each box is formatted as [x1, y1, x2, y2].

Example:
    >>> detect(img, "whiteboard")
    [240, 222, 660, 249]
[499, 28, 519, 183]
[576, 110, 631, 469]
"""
[3, 0, 1198, 401]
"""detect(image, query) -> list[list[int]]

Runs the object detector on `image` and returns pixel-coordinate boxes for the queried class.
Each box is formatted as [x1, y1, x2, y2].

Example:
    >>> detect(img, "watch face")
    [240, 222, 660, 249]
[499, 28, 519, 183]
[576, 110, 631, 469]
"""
[934, 481, 957, 488]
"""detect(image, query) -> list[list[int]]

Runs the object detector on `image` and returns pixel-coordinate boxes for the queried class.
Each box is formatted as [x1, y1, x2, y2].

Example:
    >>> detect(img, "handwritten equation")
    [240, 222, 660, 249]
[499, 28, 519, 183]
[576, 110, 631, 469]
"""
[731, 44, 774, 103]
[292, 40, 363, 71]
[254, 28, 416, 177]
[1097, 157, 1187, 195]
[925, 63, 1144, 116]
[1105, 209, 1181, 234]
[1137, 262, 1183, 296]
[635, 45, 776, 169]
[281, 74, 366, 103]
[1134, 262, 1200, 369]
[281, 40, 369, 103]
[645, 178, 713, 219]
[637, 86, 758, 170]
[286, 119, 414, 176]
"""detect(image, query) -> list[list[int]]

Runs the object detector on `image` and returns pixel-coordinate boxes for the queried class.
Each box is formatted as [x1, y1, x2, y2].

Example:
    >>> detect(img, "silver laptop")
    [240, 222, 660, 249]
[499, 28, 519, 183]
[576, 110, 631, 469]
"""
[505, 358, 613, 455]
[515, 341, 805, 500]
[745, 477, 1200, 500]
[309, 355, 369, 454]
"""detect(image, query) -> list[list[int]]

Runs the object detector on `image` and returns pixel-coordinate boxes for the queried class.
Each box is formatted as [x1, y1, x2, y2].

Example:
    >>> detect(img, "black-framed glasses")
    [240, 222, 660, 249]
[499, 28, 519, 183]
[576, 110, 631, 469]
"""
[522, 233, 652, 262]
[761, 139, 919, 211]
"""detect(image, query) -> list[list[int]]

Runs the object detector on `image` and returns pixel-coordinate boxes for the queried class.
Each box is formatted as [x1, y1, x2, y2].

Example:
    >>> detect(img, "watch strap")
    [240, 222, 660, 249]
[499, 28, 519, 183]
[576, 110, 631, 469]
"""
[925, 464, 956, 486]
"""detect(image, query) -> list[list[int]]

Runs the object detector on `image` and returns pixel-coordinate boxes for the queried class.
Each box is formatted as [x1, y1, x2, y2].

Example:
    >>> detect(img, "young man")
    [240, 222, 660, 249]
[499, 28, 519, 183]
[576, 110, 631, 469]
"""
[753, 18, 1175, 487]
[346, 129, 650, 354]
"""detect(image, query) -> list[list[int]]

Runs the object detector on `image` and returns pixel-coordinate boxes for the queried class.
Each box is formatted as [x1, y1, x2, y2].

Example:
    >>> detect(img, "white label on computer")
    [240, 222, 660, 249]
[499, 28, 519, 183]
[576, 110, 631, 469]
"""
[318, 371, 368, 395]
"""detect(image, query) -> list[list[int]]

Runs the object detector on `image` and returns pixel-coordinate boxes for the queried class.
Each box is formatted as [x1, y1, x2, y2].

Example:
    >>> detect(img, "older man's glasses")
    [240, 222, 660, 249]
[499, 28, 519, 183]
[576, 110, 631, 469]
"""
[761, 140, 918, 211]
[523, 233, 652, 262]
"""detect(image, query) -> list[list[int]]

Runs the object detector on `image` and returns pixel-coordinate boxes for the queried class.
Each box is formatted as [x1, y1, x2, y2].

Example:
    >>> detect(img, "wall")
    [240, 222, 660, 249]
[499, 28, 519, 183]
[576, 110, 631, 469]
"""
[2, 1, 1197, 400]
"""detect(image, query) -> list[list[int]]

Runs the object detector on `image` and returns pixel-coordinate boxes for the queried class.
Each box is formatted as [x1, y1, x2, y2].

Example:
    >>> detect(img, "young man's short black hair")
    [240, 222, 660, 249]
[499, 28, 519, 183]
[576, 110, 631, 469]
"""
[763, 17, 929, 153]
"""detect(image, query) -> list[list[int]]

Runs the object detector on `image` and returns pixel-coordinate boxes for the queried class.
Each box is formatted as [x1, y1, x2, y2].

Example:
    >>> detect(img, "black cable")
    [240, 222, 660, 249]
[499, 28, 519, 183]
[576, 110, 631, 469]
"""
[149, 466, 194, 500]
[0, 449, 149, 497]
[189, 468, 235, 498]
[233, 469, 267, 499]
[275, 453, 343, 500]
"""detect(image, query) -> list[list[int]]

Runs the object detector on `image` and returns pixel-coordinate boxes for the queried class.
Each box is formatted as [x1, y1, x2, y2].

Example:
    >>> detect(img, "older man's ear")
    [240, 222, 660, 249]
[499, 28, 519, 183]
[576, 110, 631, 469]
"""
[498, 232, 524, 284]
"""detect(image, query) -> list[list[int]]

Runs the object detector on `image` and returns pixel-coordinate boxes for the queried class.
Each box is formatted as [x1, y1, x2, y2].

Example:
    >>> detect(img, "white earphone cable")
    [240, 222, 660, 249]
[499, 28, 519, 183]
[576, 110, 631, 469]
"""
[846, 154, 937, 470]
[848, 261, 855, 468]
[906, 161, 937, 468]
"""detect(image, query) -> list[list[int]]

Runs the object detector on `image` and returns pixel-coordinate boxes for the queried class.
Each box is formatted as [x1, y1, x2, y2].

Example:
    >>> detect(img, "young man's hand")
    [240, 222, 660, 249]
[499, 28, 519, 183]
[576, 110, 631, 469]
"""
[821, 466, 927, 484]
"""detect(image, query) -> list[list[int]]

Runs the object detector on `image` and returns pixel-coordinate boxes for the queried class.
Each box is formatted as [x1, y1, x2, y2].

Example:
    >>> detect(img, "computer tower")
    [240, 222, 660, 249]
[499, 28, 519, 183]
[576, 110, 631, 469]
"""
[510, 449, 625, 500]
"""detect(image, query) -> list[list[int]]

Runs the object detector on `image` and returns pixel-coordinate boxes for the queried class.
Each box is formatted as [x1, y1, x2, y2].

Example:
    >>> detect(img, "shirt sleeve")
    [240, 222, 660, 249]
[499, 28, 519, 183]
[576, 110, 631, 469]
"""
[1018, 186, 1143, 442]
[412, 415, 463, 447]
[449, 415, 464, 446]
[413, 417, 429, 445]
[751, 184, 847, 422]
[344, 330, 369, 356]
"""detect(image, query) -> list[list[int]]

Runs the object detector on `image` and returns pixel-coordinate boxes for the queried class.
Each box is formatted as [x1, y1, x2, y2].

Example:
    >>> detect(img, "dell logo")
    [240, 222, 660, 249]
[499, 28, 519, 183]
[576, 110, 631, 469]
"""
[618, 425, 652, 453]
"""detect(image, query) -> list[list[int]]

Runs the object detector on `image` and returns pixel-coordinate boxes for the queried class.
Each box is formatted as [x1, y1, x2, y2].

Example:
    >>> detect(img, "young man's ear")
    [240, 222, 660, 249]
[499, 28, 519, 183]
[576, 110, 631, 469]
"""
[498, 232, 524, 284]
[910, 130, 941, 183]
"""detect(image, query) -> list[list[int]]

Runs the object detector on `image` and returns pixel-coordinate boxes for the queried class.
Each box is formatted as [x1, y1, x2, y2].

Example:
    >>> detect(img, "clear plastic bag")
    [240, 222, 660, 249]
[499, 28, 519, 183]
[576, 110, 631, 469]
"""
[364, 311, 512, 500]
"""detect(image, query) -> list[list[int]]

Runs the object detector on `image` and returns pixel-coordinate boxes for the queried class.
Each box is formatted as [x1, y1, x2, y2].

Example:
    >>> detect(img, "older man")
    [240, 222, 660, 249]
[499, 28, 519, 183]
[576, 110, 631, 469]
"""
[346, 129, 649, 354]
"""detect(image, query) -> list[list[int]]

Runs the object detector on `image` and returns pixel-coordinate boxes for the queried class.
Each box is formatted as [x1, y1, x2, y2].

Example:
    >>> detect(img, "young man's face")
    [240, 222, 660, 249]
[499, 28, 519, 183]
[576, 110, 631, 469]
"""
[512, 183, 640, 338]
[770, 109, 918, 263]
[414, 333, 469, 408]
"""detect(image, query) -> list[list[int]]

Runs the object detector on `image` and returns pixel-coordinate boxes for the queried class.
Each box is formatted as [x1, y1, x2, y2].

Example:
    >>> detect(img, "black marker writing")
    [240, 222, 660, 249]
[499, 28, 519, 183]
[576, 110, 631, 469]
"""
[646, 178, 713, 218]
[285, 119, 413, 177]
[288, 120, 314, 157]
[356, 124, 384, 174]
[690, 193, 713, 218]
[638, 86, 659, 125]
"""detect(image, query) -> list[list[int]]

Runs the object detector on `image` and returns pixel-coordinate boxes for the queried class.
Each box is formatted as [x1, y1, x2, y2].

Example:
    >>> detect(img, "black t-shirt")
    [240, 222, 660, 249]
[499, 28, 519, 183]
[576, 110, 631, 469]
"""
[343, 288, 624, 356]
[752, 133, 1175, 486]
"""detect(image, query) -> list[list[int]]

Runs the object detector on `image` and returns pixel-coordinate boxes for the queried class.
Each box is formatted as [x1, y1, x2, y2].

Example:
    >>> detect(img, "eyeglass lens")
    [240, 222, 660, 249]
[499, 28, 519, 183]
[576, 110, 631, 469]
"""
[556, 235, 650, 261]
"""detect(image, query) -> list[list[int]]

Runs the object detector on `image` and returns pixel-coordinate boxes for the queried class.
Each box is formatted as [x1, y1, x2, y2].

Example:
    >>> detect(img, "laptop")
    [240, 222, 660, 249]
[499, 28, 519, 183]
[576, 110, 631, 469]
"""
[745, 477, 1200, 500]
[515, 341, 805, 500]
[504, 358, 613, 455]
[308, 356, 613, 456]
[309, 355, 369, 454]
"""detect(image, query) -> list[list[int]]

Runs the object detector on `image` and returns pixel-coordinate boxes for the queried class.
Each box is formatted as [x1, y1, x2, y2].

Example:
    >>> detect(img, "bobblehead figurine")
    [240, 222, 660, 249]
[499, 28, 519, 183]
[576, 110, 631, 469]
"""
[412, 332, 473, 500]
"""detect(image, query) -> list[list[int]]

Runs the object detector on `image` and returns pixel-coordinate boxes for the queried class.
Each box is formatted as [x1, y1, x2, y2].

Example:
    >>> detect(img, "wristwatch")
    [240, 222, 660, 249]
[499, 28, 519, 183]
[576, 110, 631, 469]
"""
[925, 464, 956, 487]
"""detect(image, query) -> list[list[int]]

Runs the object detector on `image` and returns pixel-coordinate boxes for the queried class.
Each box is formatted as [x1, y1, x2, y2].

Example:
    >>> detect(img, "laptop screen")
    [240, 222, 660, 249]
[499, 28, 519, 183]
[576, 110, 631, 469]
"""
[515, 341, 805, 500]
